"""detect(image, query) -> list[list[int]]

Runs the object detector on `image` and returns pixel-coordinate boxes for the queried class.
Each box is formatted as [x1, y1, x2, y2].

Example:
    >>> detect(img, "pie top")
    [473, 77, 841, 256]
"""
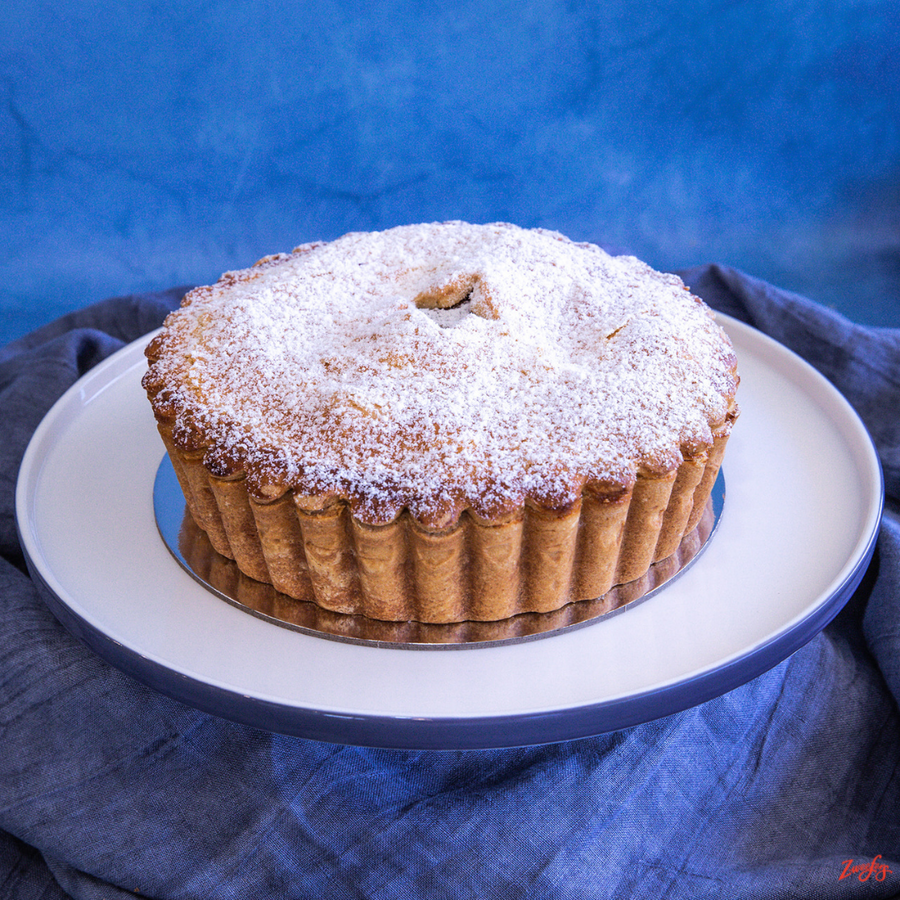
[143, 221, 739, 528]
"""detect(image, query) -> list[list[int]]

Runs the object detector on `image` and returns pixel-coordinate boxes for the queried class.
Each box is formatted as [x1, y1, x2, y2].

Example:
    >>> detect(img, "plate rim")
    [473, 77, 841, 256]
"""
[22, 541, 876, 749]
[15, 314, 885, 749]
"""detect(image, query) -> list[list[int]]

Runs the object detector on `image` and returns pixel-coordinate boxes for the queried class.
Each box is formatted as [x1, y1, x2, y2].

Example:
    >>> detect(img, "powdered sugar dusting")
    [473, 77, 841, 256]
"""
[147, 222, 738, 526]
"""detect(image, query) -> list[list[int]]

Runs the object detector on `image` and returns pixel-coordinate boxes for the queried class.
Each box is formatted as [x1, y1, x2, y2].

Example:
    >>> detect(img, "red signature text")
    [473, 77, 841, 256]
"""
[839, 856, 893, 882]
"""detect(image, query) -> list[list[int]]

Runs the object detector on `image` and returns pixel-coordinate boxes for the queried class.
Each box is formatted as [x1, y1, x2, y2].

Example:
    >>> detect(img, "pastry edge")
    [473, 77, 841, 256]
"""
[155, 416, 734, 624]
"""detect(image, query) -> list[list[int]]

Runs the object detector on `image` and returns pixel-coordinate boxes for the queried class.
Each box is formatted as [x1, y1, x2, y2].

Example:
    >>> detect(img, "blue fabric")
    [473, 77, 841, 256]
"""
[1, 271, 899, 899]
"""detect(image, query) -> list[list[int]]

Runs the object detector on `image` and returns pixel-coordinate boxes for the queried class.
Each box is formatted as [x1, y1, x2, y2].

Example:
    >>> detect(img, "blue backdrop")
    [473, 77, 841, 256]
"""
[2, 0, 899, 342]
[3, 4, 900, 896]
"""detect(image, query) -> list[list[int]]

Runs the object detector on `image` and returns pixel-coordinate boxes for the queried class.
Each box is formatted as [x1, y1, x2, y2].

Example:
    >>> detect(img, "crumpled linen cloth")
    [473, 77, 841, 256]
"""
[0, 269, 898, 900]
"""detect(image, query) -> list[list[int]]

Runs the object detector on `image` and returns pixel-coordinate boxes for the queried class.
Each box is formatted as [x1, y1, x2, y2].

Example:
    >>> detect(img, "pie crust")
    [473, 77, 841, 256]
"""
[143, 222, 739, 624]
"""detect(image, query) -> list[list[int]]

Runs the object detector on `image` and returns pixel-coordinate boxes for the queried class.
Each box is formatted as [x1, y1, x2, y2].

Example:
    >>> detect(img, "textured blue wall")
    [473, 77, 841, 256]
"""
[2, 0, 899, 341]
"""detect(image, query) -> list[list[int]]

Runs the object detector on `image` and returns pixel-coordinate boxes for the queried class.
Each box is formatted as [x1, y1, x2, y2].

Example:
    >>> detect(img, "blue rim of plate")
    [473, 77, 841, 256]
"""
[22, 464, 881, 749]
[24, 514, 878, 749]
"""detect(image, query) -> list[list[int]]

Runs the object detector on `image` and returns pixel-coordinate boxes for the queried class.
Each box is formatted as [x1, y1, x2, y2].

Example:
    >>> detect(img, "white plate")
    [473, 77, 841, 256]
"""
[15, 315, 883, 749]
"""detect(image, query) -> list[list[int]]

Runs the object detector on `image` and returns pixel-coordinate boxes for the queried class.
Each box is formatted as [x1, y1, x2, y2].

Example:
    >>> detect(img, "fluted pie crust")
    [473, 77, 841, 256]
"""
[150, 416, 733, 623]
[173, 482, 720, 645]
[144, 223, 738, 623]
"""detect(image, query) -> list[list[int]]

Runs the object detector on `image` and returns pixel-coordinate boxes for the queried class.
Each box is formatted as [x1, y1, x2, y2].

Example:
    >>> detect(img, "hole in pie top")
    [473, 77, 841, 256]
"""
[420, 295, 475, 328]
[413, 273, 482, 328]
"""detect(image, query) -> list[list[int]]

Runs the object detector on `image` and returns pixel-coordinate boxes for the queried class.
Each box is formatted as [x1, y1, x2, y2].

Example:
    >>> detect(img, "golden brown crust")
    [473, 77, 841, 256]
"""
[177, 491, 719, 644]
[160, 429, 731, 623]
